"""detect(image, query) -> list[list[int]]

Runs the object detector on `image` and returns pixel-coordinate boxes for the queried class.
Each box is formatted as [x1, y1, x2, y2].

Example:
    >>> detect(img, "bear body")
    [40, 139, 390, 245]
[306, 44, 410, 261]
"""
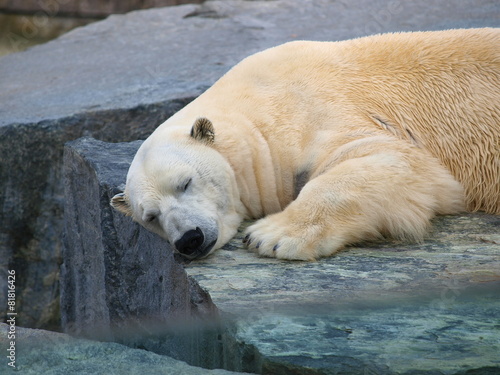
[112, 28, 499, 260]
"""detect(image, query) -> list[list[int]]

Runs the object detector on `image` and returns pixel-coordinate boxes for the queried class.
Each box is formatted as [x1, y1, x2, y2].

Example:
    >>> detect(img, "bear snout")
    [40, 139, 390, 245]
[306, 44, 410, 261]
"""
[175, 227, 205, 256]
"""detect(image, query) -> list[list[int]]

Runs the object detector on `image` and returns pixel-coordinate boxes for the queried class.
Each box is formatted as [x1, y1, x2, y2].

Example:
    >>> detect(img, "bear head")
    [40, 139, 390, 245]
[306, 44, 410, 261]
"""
[111, 118, 244, 260]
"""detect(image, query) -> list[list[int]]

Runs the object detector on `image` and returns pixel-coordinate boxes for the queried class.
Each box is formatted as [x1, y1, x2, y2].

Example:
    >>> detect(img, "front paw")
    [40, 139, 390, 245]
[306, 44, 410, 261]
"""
[243, 214, 322, 261]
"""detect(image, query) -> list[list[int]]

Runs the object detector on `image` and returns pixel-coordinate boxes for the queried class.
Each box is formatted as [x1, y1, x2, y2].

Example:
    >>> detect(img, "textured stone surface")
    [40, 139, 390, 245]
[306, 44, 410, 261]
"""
[186, 216, 500, 374]
[236, 292, 500, 375]
[2, 0, 499, 125]
[0, 0, 203, 17]
[0, 323, 245, 375]
[0, 102, 193, 330]
[187, 216, 500, 313]
[61, 137, 227, 368]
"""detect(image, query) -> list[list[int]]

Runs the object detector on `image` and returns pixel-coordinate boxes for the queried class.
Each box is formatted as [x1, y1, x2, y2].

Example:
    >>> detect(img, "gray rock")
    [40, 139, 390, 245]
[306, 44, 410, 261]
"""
[188, 217, 500, 313]
[0, 0, 204, 18]
[0, 102, 193, 330]
[186, 214, 500, 374]
[0, 323, 245, 375]
[61, 137, 226, 368]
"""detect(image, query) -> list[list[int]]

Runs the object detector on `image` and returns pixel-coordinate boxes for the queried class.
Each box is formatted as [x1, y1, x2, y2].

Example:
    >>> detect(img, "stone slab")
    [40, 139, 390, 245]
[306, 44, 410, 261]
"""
[236, 291, 500, 375]
[61, 137, 233, 369]
[1, 0, 499, 126]
[187, 216, 500, 313]
[0, 0, 203, 18]
[0, 323, 246, 375]
[186, 217, 500, 374]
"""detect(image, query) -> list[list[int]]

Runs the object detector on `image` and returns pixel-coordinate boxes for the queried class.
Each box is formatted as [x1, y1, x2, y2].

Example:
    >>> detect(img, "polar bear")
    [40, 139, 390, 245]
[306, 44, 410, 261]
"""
[112, 28, 499, 261]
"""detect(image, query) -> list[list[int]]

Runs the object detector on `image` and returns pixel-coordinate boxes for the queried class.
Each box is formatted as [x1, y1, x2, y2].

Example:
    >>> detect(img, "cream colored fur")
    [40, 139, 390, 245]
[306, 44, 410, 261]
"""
[112, 28, 499, 260]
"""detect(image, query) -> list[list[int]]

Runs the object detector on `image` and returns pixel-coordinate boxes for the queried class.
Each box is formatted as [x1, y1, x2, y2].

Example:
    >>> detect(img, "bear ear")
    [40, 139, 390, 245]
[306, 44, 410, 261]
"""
[190, 117, 215, 144]
[110, 192, 132, 216]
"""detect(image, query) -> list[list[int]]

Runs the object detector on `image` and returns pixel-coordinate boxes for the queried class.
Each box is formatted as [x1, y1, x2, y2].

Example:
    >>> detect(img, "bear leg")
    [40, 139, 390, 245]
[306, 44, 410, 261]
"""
[244, 146, 464, 260]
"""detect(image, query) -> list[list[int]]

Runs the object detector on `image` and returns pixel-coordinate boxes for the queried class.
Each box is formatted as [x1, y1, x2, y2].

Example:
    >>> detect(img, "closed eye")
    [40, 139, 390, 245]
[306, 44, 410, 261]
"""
[145, 215, 156, 223]
[144, 212, 159, 223]
[180, 178, 192, 192]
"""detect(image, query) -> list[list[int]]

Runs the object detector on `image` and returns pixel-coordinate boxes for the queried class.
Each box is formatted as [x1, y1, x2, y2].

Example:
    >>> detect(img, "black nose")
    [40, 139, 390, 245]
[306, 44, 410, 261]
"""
[175, 227, 204, 256]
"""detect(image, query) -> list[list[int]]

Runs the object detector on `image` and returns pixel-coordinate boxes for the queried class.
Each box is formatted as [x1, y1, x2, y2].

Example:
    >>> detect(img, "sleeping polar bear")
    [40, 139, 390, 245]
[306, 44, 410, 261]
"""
[112, 28, 499, 261]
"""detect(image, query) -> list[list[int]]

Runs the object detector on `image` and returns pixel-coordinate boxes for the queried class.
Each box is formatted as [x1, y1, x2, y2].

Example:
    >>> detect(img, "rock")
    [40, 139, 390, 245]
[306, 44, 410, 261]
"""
[188, 216, 500, 313]
[0, 0, 498, 337]
[186, 215, 500, 374]
[61, 137, 227, 368]
[0, 102, 193, 330]
[0, 323, 245, 375]
[0, 0, 204, 18]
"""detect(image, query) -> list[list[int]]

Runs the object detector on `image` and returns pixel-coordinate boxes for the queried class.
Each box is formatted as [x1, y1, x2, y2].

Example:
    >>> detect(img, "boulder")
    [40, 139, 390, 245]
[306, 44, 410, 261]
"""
[61, 137, 225, 368]
[0, 101, 193, 330]
[0, 323, 245, 375]
[188, 215, 500, 374]
[0, 0, 203, 18]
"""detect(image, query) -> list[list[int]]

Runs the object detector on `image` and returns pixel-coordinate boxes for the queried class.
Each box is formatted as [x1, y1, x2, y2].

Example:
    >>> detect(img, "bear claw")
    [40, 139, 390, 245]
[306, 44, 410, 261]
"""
[272, 244, 279, 252]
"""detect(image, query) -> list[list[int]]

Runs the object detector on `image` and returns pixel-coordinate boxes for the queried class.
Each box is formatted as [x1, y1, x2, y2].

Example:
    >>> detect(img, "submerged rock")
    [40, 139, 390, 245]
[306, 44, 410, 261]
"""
[0, 323, 244, 375]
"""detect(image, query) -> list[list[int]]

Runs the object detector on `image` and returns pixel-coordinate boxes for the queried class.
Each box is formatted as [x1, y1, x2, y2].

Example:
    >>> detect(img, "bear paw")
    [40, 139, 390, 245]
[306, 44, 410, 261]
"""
[243, 213, 342, 261]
